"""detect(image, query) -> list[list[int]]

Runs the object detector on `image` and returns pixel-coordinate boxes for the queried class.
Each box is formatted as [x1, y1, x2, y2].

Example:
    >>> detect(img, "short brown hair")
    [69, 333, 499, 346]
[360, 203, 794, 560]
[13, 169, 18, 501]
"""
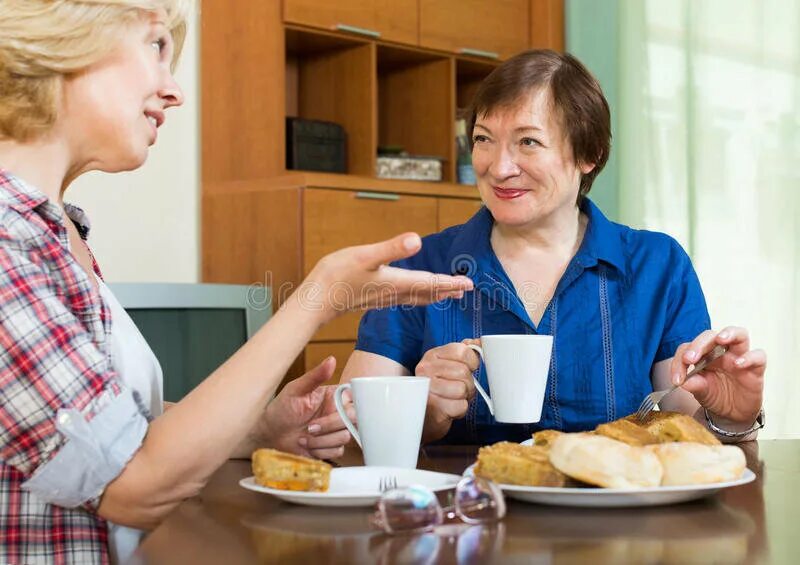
[468, 49, 611, 198]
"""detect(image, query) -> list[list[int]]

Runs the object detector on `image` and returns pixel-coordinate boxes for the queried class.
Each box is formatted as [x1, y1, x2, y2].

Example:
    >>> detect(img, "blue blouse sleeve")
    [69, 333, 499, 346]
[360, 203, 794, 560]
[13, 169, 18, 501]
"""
[355, 303, 427, 373]
[655, 239, 712, 362]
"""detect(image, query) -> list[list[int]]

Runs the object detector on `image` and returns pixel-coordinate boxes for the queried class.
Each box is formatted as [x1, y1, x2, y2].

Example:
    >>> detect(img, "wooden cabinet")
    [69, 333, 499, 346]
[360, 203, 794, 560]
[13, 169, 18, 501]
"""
[304, 341, 356, 384]
[419, 0, 531, 60]
[438, 197, 484, 230]
[304, 188, 438, 341]
[284, 0, 418, 45]
[201, 1, 564, 388]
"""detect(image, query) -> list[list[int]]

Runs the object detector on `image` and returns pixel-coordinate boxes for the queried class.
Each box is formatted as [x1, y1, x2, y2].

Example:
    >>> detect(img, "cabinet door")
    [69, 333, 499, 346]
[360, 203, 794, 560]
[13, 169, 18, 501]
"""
[303, 188, 438, 340]
[419, 0, 530, 60]
[284, 0, 418, 45]
[304, 341, 356, 385]
[438, 198, 483, 230]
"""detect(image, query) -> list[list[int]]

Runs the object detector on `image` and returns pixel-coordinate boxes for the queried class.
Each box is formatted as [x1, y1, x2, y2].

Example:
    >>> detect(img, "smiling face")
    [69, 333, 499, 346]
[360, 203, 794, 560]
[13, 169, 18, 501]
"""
[471, 88, 595, 229]
[59, 10, 183, 173]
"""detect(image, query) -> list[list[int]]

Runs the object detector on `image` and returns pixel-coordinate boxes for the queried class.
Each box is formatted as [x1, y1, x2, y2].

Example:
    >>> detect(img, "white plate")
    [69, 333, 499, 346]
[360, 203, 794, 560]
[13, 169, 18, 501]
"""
[470, 442, 757, 508]
[498, 469, 756, 507]
[240, 466, 461, 507]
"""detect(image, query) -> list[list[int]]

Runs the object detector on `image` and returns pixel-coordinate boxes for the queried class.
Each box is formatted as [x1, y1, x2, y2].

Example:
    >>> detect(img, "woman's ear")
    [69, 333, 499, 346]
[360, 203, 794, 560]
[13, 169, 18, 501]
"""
[579, 161, 596, 175]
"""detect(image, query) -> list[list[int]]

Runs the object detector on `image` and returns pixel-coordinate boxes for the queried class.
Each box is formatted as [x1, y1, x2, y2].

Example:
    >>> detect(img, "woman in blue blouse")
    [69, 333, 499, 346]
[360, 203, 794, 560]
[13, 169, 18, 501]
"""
[342, 50, 766, 445]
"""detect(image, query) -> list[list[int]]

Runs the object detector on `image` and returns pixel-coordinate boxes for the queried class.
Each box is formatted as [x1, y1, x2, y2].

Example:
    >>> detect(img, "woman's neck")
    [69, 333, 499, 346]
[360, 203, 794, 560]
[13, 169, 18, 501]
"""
[0, 134, 75, 206]
[491, 203, 586, 260]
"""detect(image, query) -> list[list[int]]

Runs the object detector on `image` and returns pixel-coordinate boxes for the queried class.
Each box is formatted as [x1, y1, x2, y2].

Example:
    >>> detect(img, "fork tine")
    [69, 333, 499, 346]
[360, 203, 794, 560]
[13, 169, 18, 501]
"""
[636, 397, 655, 421]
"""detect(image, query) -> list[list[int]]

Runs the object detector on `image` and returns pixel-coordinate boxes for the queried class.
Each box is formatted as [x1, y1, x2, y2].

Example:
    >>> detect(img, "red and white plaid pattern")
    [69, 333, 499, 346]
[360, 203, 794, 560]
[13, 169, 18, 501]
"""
[0, 169, 123, 564]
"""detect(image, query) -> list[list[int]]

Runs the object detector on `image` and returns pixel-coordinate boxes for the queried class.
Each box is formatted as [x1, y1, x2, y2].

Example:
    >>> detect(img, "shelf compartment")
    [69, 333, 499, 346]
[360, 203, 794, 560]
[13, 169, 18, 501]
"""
[285, 27, 377, 176]
[377, 45, 455, 182]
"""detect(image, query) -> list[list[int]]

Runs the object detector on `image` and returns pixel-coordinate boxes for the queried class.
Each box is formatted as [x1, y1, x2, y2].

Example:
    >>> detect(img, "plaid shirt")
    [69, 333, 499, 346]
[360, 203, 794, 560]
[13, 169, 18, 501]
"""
[0, 169, 149, 564]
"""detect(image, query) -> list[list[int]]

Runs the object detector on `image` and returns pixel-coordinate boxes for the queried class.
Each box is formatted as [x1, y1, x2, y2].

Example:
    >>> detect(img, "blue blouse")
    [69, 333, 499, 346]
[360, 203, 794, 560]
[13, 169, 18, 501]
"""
[355, 199, 711, 445]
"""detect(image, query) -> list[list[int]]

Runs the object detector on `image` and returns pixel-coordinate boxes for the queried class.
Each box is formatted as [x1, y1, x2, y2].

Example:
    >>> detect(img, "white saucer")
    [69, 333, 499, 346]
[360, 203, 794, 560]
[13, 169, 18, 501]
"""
[240, 466, 461, 507]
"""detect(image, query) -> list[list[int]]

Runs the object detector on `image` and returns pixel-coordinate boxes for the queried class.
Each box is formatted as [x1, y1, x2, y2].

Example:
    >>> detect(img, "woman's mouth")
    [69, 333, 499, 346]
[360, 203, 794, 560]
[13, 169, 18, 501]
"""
[492, 186, 528, 200]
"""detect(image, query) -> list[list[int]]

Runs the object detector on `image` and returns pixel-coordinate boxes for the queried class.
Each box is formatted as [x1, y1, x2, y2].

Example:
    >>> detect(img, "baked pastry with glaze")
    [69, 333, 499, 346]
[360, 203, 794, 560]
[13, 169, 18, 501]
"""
[252, 448, 332, 492]
[475, 441, 569, 487]
[628, 411, 720, 445]
[596, 418, 660, 446]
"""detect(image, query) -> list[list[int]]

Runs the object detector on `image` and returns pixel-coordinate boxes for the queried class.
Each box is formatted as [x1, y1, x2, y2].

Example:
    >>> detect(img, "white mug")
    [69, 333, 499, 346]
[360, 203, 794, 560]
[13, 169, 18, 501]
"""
[467, 334, 553, 423]
[334, 377, 430, 468]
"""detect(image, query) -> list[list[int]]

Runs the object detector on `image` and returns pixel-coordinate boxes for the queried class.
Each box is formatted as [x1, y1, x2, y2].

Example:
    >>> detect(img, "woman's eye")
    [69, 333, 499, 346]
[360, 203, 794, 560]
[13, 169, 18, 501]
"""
[151, 38, 166, 54]
[472, 135, 489, 144]
[521, 137, 540, 147]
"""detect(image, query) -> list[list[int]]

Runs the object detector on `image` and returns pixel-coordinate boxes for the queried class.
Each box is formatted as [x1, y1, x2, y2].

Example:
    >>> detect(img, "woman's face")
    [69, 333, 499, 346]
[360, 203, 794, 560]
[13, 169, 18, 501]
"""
[471, 88, 594, 229]
[60, 10, 183, 172]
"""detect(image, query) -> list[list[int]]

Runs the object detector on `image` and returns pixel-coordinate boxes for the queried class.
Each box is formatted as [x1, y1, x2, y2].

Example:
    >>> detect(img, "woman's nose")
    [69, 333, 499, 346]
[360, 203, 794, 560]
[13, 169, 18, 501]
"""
[488, 145, 521, 180]
[159, 72, 184, 109]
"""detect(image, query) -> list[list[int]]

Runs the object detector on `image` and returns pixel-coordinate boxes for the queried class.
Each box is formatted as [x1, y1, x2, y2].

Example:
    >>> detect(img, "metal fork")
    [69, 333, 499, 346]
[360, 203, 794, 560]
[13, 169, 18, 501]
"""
[635, 345, 728, 421]
[379, 476, 398, 492]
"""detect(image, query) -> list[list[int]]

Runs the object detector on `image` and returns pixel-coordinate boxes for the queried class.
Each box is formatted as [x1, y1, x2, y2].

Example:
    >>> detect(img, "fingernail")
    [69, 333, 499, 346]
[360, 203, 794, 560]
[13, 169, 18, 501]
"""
[719, 331, 730, 340]
[307, 424, 322, 434]
[687, 350, 697, 362]
[298, 437, 308, 446]
[735, 357, 745, 366]
[403, 235, 421, 251]
[672, 373, 682, 385]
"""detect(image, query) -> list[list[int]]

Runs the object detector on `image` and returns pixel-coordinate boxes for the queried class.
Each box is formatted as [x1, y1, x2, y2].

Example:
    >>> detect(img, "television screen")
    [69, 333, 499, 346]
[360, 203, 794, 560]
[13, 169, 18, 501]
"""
[127, 308, 248, 402]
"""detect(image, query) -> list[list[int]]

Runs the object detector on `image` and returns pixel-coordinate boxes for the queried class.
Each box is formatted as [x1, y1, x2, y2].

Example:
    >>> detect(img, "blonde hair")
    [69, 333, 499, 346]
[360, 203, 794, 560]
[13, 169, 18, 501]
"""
[0, 0, 191, 142]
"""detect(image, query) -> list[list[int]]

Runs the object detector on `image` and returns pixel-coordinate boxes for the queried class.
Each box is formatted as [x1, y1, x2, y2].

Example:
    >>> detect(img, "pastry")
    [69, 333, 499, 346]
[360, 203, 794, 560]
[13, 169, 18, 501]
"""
[531, 429, 564, 448]
[251, 448, 332, 492]
[629, 411, 720, 445]
[595, 418, 660, 446]
[549, 433, 663, 488]
[475, 441, 569, 487]
[646, 442, 746, 486]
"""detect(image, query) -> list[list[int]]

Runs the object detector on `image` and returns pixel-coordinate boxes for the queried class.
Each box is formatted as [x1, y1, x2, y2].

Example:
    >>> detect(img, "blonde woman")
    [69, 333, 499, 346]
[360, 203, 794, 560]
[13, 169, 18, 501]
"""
[0, 1, 472, 563]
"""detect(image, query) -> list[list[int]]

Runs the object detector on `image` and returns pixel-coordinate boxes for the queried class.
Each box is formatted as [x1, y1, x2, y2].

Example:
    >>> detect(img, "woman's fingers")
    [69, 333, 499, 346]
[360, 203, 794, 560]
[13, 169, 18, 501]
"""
[428, 375, 471, 399]
[429, 394, 469, 420]
[307, 446, 346, 460]
[731, 348, 767, 370]
[307, 407, 355, 435]
[301, 429, 352, 450]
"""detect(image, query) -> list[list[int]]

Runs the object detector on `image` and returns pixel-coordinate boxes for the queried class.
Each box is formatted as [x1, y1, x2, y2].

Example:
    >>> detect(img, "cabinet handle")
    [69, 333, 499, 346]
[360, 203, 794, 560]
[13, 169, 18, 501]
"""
[335, 24, 381, 38]
[355, 191, 400, 201]
[460, 47, 500, 60]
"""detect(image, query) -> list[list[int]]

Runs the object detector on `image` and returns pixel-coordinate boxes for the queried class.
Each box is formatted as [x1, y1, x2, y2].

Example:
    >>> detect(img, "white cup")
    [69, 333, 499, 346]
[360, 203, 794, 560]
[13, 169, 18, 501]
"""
[467, 334, 553, 423]
[334, 377, 430, 468]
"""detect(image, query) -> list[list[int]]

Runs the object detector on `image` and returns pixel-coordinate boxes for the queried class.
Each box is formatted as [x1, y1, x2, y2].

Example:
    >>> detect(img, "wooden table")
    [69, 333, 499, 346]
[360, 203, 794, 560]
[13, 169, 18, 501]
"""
[136, 441, 798, 564]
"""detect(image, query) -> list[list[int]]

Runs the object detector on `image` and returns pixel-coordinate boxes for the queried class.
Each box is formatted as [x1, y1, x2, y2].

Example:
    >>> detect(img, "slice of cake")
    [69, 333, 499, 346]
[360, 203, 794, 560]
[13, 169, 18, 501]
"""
[252, 448, 332, 492]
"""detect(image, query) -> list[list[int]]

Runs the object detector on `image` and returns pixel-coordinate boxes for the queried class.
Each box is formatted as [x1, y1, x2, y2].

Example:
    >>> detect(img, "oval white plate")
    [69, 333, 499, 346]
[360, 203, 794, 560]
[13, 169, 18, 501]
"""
[240, 466, 461, 507]
[471, 441, 757, 508]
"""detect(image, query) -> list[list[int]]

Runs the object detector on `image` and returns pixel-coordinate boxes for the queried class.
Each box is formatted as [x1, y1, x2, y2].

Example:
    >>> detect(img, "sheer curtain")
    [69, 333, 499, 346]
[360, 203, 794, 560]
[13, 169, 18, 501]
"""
[616, 0, 800, 438]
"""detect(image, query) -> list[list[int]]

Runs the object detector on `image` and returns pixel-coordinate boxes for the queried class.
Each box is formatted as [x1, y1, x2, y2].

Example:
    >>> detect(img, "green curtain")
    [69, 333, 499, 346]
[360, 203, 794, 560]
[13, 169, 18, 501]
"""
[569, 0, 800, 439]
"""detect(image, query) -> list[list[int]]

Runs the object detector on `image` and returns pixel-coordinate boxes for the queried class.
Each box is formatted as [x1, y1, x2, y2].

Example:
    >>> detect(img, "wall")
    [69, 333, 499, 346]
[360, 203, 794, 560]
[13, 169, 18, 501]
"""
[565, 0, 620, 221]
[69, 11, 200, 283]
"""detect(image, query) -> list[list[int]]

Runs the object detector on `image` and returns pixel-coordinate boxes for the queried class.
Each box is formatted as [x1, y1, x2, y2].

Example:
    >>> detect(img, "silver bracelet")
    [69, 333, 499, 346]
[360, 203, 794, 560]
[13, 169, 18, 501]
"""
[704, 408, 765, 438]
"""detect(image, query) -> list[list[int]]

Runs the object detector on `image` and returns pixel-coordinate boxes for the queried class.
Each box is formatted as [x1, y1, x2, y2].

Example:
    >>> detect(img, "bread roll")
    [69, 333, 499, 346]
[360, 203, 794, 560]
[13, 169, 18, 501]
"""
[252, 448, 332, 492]
[646, 442, 746, 486]
[549, 433, 663, 488]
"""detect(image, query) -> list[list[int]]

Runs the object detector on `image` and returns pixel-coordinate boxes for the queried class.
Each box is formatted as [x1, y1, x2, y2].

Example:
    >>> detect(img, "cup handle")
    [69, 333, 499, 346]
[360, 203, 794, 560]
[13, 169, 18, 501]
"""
[466, 344, 494, 416]
[334, 383, 361, 448]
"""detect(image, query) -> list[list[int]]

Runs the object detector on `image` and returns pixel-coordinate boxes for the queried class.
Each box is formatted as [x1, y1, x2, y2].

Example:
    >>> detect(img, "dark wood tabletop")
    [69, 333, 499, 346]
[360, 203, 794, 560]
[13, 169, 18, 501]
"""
[136, 440, 798, 564]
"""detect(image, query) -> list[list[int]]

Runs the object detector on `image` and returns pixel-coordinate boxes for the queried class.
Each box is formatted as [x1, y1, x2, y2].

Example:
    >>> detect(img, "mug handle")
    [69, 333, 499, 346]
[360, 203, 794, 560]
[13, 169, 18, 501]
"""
[466, 344, 494, 416]
[334, 383, 362, 448]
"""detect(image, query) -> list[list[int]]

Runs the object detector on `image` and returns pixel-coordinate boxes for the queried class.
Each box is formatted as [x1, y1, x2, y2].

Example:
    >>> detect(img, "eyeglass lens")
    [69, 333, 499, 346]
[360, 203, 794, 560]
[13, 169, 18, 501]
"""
[378, 485, 444, 533]
[455, 477, 507, 524]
